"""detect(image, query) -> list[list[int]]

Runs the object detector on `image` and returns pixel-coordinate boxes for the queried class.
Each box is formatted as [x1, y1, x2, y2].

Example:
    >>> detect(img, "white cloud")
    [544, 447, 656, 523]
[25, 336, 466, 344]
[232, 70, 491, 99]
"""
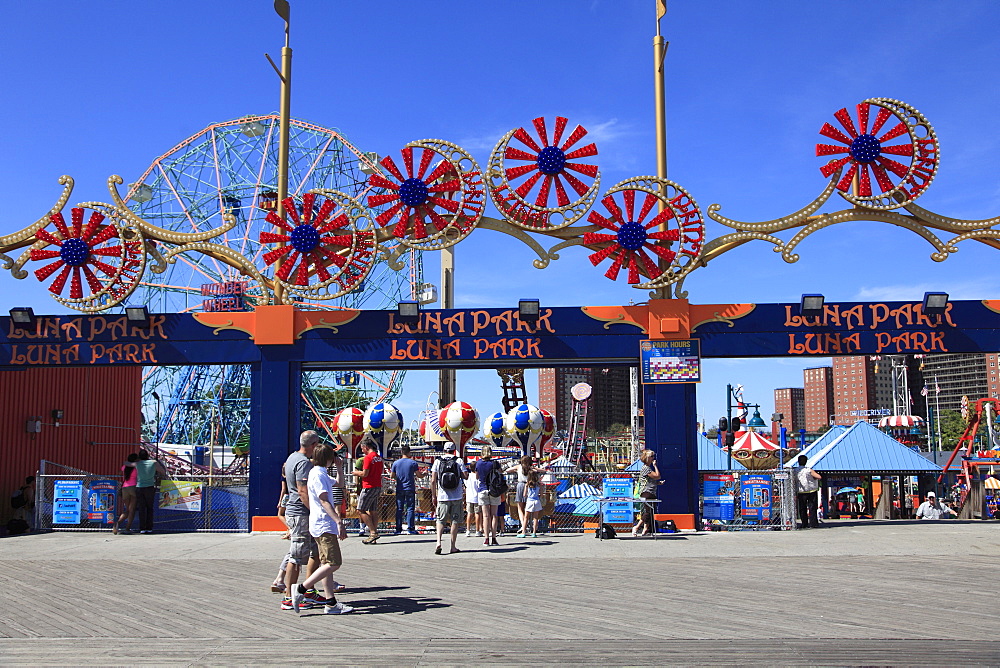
[855, 279, 999, 302]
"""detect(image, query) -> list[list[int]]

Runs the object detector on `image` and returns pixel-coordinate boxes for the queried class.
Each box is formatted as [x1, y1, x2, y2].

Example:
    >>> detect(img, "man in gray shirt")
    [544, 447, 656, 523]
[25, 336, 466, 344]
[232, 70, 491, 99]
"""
[279, 430, 319, 610]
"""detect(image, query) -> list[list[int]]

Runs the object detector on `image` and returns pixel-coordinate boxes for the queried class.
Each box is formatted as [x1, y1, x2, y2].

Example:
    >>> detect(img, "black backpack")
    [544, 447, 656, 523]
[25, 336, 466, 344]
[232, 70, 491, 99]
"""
[439, 456, 461, 490]
[486, 461, 508, 497]
[10, 487, 27, 509]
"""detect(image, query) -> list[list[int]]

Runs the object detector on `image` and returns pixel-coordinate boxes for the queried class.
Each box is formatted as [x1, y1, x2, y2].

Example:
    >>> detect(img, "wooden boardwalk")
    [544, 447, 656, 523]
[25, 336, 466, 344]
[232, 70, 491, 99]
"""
[1, 522, 999, 665]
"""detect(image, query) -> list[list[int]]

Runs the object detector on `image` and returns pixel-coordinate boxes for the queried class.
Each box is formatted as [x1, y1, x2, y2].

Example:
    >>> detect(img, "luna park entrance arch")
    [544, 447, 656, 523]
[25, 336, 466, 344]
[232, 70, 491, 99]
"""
[4, 295, 1000, 525]
[5, 79, 1000, 527]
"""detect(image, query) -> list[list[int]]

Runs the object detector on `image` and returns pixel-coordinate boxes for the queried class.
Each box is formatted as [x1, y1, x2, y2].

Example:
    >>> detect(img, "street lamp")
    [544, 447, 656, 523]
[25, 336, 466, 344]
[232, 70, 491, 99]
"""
[721, 384, 769, 469]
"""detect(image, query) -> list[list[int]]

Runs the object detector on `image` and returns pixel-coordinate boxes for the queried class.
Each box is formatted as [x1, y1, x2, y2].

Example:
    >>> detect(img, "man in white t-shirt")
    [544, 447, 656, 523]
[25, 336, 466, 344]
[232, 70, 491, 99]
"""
[291, 443, 353, 615]
[793, 454, 822, 529]
[430, 443, 468, 555]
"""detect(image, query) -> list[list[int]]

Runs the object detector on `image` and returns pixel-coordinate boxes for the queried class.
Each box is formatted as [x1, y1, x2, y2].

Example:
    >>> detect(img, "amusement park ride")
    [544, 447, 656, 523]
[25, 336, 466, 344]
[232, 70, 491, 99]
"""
[4, 2, 1000, 519]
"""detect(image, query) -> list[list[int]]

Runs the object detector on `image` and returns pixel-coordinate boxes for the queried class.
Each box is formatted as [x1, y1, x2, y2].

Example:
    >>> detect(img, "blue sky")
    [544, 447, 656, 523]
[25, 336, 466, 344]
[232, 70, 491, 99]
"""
[3, 1, 999, 432]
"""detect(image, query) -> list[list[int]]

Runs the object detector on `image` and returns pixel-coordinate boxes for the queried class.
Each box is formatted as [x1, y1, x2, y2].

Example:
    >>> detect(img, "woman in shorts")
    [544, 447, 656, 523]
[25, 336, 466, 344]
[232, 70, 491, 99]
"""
[113, 453, 139, 534]
[464, 465, 480, 536]
[475, 445, 501, 546]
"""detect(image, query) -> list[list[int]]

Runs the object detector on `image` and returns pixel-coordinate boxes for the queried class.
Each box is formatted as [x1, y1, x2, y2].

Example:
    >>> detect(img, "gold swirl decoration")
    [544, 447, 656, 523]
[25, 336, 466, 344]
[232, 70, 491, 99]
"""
[2, 98, 1000, 312]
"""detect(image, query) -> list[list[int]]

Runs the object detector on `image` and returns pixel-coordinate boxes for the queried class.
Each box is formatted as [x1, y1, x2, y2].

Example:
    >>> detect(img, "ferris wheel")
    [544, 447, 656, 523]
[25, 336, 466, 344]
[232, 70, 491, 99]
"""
[128, 114, 416, 448]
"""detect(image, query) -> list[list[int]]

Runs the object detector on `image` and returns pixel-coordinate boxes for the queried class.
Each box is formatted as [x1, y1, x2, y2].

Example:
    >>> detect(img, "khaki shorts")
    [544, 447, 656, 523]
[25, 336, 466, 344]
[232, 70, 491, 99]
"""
[357, 487, 382, 513]
[286, 514, 317, 565]
[315, 533, 343, 567]
[477, 490, 501, 506]
[121, 486, 137, 501]
[436, 499, 465, 523]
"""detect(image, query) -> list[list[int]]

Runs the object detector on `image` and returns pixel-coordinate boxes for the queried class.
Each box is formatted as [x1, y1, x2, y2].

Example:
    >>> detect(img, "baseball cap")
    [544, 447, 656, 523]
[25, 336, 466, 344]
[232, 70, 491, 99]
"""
[443, 443, 456, 452]
[927, 491, 936, 497]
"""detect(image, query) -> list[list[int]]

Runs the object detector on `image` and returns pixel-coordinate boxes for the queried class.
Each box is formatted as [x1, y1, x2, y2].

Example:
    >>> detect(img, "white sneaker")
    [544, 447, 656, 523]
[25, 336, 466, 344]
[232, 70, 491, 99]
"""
[291, 591, 305, 614]
[465, 530, 473, 536]
[324, 602, 353, 614]
[475, 531, 484, 537]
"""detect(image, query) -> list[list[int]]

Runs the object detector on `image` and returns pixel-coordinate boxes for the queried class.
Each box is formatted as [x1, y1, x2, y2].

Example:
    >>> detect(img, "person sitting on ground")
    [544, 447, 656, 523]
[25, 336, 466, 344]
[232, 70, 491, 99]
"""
[915, 491, 956, 520]
[431, 442, 468, 554]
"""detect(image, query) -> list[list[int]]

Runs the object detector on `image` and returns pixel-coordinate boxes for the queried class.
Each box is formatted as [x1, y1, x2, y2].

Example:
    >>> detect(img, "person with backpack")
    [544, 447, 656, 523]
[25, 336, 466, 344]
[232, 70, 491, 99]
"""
[474, 445, 507, 547]
[430, 442, 468, 555]
[7, 475, 35, 535]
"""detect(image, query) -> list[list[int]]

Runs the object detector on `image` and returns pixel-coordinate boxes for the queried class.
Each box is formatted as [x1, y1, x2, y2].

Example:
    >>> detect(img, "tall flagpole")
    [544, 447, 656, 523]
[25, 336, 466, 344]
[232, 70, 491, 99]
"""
[653, 0, 670, 299]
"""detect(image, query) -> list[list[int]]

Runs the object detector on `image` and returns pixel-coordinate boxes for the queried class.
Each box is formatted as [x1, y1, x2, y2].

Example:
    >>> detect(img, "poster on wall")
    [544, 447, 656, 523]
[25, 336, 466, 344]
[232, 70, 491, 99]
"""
[740, 474, 772, 521]
[87, 480, 117, 523]
[703, 473, 736, 521]
[52, 479, 84, 525]
[601, 477, 635, 524]
[158, 480, 203, 512]
[640, 339, 701, 384]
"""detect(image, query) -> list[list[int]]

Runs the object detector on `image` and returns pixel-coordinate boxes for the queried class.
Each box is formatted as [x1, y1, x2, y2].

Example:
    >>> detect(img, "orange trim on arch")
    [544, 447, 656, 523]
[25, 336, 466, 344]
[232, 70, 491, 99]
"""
[582, 299, 755, 340]
[193, 305, 360, 345]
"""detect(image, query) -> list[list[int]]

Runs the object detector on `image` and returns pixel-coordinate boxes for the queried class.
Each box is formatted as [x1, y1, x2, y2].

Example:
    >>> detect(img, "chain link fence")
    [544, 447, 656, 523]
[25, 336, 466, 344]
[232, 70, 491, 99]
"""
[36, 460, 248, 533]
[700, 470, 797, 531]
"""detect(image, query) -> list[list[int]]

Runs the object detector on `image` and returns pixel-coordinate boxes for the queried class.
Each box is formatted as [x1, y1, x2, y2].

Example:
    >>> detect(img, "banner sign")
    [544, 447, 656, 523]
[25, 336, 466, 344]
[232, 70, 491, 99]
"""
[703, 473, 736, 520]
[640, 339, 701, 384]
[159, 480, 203, 512]
[740, 474, 773, 521]
[87, 479, 117, 523]
[602, 477, 635, 524]
[3, 300, 1000, 368]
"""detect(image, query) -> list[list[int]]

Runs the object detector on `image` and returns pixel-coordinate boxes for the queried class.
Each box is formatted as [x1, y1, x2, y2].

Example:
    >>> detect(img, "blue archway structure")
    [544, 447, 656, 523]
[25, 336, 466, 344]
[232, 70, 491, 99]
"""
[3, 297, 997, 527]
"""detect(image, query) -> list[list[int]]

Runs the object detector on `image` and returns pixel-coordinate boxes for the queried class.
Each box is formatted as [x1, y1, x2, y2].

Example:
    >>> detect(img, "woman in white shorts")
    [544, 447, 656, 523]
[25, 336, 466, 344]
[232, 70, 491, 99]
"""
[474, 445, 502, 546]
[464, 466, 480, 536]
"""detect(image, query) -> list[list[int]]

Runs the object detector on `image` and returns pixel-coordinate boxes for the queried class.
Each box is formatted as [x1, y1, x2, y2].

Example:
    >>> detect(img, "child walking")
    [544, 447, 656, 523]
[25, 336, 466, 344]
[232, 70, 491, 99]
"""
[291, 443, 353, 614]
[523, 467, 543, 537]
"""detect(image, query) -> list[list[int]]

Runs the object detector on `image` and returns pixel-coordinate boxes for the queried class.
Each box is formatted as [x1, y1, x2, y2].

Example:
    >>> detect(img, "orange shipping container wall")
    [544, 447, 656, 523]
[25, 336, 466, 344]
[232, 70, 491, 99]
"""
[0, 366, 142, 522]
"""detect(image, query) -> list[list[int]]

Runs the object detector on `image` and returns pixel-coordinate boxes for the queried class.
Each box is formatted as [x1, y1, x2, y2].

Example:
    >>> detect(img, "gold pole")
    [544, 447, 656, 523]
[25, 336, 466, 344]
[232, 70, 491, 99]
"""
[438, 246, 456, 407]
[273, 1, 292, 304]
[653, 1, 670, 299]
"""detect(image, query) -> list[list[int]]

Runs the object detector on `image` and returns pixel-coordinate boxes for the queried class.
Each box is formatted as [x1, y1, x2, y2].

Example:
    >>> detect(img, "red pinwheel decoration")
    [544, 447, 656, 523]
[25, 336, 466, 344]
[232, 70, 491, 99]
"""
[366, 147, 465, 242]
[583, 189, 686, 284]
[259, 193, 360, 288]
[502, 117, 597, 209]
[29, 207, 125, 299]
[816, 101, 936, 199]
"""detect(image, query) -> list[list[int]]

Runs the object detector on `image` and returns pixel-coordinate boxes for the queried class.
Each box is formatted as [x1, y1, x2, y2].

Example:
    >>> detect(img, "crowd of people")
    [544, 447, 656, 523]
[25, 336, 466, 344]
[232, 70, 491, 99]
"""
[271, 431, 557, 613]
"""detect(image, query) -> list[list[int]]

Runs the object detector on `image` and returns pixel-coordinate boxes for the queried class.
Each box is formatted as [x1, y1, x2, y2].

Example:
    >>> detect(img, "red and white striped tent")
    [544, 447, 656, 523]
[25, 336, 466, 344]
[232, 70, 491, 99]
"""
[878, 415, 926, 429]
[730, 431, 800, 470]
